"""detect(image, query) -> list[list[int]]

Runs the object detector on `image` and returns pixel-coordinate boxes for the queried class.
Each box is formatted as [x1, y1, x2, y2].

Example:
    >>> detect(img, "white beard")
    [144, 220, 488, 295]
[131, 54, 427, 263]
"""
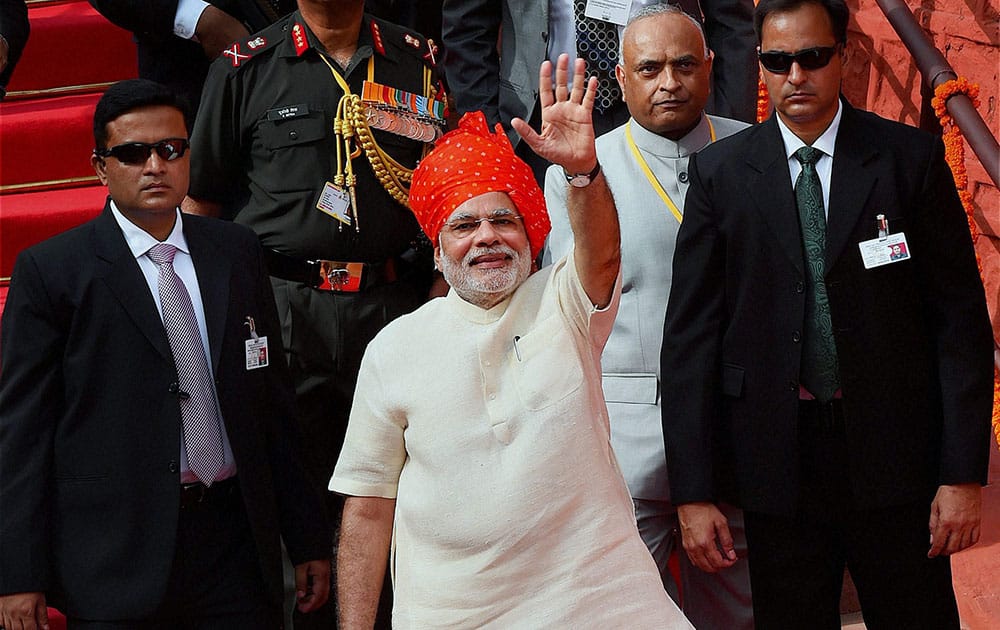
[439, 243, 532, 309]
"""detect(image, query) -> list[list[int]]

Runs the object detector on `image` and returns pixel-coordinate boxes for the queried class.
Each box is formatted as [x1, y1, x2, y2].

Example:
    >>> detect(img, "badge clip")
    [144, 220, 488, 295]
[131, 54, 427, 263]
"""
[876, 213, 888, 241]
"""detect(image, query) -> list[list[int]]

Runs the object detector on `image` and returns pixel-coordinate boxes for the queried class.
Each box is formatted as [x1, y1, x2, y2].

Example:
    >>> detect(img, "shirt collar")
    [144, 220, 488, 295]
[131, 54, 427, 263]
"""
[776, 99, 843, 161]
[110, 201, 189, 259]
[629, 113, 714, 159]
[281, 11, 378, 66]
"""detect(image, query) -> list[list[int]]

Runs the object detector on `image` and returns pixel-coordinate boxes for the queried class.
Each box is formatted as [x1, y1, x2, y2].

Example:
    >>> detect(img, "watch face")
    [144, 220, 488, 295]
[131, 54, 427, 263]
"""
[568, 174, 591, 188]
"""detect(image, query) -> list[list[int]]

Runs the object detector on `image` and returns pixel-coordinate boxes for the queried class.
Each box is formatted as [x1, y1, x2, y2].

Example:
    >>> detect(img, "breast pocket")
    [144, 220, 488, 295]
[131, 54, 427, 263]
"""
[514, 317, 583, 410]
[255, 109, 328, 192]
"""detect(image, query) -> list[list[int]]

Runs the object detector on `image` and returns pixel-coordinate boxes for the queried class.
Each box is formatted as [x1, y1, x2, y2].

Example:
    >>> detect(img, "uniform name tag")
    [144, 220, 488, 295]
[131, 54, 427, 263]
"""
[266, 104, 310, 121]
[858, 232, 911, 269]
[317, 182, 352, 225]
[246, 336, 269, 370]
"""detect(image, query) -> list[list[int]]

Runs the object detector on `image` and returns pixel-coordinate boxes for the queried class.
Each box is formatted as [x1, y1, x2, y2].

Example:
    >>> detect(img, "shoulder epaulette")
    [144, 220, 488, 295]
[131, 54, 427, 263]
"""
[218, 19, 287, 72]
[371, 17, 439, 69]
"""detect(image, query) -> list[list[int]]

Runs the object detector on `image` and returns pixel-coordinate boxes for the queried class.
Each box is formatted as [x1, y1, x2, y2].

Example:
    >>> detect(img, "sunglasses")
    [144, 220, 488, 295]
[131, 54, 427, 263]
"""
[94, 138, 190, 165]
[758, 45, 840, 74]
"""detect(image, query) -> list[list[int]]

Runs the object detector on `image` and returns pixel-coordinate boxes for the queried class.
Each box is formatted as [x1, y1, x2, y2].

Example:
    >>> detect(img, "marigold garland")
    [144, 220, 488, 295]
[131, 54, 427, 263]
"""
[756, 76, 770, 123]
[931, 77, 1000, 447]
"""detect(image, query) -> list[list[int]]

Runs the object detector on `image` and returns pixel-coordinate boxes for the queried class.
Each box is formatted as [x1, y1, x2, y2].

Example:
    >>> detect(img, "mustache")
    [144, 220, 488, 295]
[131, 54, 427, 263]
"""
[465, 245, 519, 265]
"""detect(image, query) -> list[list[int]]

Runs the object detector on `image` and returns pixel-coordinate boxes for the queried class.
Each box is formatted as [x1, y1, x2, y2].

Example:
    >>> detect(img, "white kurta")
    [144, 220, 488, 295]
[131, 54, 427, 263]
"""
[331, 254, 692, 629]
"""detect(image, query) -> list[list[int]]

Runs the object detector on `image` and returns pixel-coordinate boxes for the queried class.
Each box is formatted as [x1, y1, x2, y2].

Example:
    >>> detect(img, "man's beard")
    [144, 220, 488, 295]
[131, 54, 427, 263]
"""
[439, 243, 532, 309]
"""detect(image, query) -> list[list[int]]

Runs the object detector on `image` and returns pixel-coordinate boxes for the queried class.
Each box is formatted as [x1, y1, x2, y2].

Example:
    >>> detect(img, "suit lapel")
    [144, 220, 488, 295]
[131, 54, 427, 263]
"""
[826, 104, 879, 269]
[746, 118, 804, 274]
[93, 201, 173, 361]
[185, 220, 231, 373]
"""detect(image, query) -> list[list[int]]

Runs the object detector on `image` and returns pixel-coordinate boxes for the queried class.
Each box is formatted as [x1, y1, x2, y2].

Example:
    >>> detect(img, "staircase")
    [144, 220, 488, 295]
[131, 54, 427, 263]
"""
[0, 0, 138, 316]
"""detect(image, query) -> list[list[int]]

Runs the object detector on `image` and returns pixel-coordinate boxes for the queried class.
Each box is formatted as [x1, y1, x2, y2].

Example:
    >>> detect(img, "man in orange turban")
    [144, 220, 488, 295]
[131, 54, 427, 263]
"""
[331, 55, 693, 628]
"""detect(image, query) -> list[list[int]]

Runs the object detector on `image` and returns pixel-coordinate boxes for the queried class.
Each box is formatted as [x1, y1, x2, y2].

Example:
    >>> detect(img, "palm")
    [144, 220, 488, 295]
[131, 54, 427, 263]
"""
[511, 55, 598, 174]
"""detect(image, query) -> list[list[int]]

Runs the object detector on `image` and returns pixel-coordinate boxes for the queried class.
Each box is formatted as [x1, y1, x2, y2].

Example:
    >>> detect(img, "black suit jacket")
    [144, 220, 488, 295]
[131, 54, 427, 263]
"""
[0, 203, 329, 619]
[0, 0, 29, 96]
[88, 0, 293, 111]
[661, 102, 993, 516]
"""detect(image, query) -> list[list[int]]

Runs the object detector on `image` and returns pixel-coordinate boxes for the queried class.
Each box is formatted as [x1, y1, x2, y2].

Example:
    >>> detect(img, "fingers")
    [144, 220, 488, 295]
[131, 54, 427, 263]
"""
[554, 54, 570, 103]
[682, 524, 738, 573]
[582, 76, 598, 112]
[296, 561, 332, 613]
[538, 60, 554, 109]
[717, 522, 739, 562]
[568, 56, 587, 103]
[510, 117, 541, 147]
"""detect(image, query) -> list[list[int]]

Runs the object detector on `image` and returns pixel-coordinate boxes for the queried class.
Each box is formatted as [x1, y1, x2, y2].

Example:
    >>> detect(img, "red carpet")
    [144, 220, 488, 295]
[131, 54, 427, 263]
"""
[4, 0, 136, 97]
[0, 93, 104, 188]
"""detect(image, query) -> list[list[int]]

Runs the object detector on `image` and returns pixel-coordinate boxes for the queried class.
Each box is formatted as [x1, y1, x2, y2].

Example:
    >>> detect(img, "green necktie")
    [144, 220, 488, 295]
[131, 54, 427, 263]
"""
[794, 146, 840, 402]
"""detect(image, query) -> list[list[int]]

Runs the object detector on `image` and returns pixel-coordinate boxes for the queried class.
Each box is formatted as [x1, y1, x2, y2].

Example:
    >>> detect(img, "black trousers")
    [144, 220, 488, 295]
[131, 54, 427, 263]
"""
[743, 401, 960, 630]
[272, 277, 426, 629]
[69, 480, 280, 629]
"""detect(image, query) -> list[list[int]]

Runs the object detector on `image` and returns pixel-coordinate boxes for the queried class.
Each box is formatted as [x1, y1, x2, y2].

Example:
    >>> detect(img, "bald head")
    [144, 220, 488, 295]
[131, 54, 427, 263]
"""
[616, 8, 714, 140]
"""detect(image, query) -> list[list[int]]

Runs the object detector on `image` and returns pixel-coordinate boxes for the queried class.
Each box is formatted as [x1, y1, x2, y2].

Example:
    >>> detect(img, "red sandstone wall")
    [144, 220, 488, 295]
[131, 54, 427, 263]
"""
[842, 0, 999, 340]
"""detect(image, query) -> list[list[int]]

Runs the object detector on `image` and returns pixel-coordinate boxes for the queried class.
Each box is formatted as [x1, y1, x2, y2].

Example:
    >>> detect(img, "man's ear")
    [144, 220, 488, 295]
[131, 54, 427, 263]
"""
[92, 153, 109, 185]
[615, 63, 626, 92]
[433, 246, 442, 272]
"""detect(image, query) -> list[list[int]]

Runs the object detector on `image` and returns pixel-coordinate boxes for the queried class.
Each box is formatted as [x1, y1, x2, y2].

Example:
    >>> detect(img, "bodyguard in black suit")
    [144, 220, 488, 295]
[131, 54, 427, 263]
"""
[0, 79, 330, 629]
[660, 0, 993, 627]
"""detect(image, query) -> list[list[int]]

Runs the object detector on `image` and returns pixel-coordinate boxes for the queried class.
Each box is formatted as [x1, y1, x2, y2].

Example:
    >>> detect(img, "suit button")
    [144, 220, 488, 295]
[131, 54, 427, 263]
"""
[168, 460, 179, 473]
[788, 380, 797, 391]
[289, 130, 298, 140]
[792, 331, 801, 343]
[678, 171, 688, 183]
[796, 282, 805, 293]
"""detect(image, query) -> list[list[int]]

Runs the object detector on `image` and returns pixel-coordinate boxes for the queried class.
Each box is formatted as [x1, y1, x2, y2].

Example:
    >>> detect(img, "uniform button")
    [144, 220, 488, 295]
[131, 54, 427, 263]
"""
[792, 331, 801, 343]
[788, 380, 798, 391]
[168, 460, 179, 473]
[678, 171, 689, 183]
[796, 282, 805, 293]
[489, 393, 496, 400]
[289, 130, 298, 140]
[485, 360, 491, 367]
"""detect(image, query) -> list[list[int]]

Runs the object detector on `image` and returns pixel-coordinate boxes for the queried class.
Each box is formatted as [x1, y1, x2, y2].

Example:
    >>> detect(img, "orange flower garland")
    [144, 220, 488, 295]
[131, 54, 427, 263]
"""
[931, 77, 1000, 447]
[756, 76, 771, 123]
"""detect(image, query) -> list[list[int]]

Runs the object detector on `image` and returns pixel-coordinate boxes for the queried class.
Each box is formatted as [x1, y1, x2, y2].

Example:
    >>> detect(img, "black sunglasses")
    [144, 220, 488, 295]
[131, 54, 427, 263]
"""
[95, 138, 190, 165]
[758, 45, 840, 74]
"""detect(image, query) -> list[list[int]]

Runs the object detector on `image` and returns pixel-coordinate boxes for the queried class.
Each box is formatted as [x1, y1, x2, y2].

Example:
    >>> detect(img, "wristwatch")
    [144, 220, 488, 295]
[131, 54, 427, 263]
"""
[563, 161, 601, 188]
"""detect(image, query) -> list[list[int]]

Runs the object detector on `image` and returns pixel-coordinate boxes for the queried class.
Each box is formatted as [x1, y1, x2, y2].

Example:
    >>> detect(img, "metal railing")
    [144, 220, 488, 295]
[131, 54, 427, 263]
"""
[875, 0, 1000, 189]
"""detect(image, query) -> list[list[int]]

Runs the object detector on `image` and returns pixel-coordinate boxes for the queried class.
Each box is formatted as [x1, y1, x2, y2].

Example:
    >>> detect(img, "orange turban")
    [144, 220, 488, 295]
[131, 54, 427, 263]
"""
[409, 111, 550, 259]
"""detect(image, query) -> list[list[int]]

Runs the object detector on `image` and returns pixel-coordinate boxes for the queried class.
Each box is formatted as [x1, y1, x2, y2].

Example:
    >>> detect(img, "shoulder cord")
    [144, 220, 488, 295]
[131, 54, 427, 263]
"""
[318, 53, 436, 218]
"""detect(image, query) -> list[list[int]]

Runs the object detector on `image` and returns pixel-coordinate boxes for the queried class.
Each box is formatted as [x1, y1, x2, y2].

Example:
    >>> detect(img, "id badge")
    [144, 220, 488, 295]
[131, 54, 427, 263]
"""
[585, 0, 630, 25]
[317, 182, 352, 226]
[858, 232, 911, 269]
[246, 336, 269, 370]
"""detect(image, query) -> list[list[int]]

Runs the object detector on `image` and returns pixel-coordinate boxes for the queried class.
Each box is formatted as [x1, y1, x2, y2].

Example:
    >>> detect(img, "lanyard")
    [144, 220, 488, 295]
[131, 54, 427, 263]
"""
[625, 118, 716, 224]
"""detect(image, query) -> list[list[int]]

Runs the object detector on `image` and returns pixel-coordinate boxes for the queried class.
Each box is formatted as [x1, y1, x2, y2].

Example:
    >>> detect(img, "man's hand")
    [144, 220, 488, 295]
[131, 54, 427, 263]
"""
[928, 483, 981, 558]
[194, 6, 249, 59]
[511, 54, 598, 175]
[295, 558, 332, 613]
[678, 502, 738, 573]
[0, 592, 49, 630]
